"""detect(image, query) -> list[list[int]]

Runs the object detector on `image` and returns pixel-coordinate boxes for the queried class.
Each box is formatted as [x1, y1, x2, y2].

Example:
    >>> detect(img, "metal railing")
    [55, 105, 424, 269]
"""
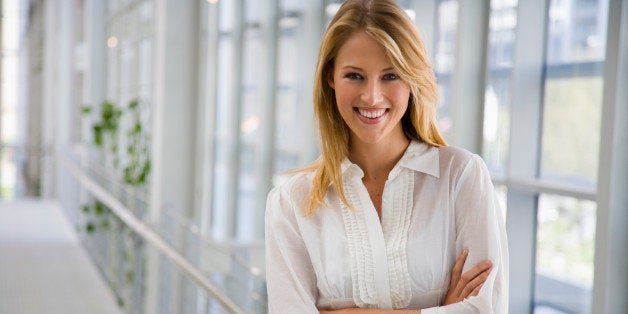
[57, 151, 249, 314]
[491, 175, 597, 201]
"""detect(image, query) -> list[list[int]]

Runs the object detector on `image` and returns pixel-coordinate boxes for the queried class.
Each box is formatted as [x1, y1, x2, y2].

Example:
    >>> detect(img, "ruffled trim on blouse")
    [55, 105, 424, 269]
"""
[341, 175, 378, 308]
[340, 166, 414, 309]
[383, 170, 413, 308]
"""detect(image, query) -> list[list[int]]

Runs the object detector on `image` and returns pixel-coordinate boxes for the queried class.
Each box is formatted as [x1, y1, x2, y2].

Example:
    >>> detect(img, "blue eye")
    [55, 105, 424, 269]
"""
[345, 73, 363, 80]
[383, 73, 399, 80]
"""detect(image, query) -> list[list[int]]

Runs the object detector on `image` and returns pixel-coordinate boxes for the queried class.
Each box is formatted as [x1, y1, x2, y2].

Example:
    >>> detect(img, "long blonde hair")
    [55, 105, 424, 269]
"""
[304, 0, 446, 216]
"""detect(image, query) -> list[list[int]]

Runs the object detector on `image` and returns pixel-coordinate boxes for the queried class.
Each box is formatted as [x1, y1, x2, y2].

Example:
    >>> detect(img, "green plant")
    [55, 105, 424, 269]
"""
[82, 201, 110, 234]
[83, 99, 151, 186]
[85, 101, 123, 168]
[123, 99, 151, 186]
[81, 105, 91, 115]
[81, 99, 150, 312]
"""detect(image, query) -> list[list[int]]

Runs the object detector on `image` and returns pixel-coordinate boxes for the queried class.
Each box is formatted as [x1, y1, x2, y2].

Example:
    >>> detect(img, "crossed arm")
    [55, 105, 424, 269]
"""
[319, 249, 493, 314]
[266, 157, 508, 314]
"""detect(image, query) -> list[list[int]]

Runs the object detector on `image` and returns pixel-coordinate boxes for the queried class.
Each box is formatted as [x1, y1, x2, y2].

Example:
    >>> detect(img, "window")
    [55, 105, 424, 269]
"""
[211, 0, 238, 240]
[534, 1, 608, 312]
[541, 0, 607, 187]
[535, 194, 596, 313]
[483, 0, 517, 174]
[274, 1, 317, 173]
[434, 0, 459, 138]
[1, 0, 21, 199]
[483, 0, 608, 313]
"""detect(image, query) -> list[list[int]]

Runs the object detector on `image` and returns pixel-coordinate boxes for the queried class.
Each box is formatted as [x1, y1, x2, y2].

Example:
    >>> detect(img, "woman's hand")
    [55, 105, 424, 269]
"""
[320, 310, 419, 314]
[320, 250, 491, 313]
[443, 249, 492, 305]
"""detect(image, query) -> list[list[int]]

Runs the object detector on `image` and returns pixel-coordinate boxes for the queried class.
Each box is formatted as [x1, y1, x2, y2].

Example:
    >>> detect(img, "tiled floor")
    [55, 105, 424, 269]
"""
[0, 200, 122, 314]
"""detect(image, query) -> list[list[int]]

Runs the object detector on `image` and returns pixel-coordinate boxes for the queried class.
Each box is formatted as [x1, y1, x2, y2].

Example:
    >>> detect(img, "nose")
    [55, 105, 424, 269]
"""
[360, 80, 384, 106]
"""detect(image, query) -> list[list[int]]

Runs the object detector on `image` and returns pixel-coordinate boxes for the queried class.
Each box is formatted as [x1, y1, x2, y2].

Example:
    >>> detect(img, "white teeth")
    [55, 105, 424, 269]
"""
[358, 108, 386, 119]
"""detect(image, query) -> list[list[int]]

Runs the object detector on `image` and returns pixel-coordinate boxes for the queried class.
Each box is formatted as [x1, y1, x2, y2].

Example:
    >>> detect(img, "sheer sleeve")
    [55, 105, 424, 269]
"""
[423, 154, 509, 314]
[265, 184, 319, 314]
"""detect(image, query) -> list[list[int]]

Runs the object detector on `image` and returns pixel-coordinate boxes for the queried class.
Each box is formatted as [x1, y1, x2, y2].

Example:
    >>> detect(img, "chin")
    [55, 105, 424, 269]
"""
[350, 127, 407, 147]
[352, 134, 387, 145]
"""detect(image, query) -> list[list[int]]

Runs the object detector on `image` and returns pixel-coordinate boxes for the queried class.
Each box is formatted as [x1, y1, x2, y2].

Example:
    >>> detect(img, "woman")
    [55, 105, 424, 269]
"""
[265, 0, 508, 313]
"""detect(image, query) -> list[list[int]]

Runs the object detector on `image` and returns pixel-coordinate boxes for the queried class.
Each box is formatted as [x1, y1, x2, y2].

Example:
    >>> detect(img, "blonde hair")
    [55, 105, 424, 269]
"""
[304, 0, 446, 216]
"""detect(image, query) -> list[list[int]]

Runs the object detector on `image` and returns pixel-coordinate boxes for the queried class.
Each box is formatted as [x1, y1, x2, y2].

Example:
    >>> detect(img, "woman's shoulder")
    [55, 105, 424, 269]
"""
[273, 168, 314, 190]
[436, 144, 474, 159]
[268, 167, 315, 204]
[436, 145, 475, 167]
[434, 145, 489, 178]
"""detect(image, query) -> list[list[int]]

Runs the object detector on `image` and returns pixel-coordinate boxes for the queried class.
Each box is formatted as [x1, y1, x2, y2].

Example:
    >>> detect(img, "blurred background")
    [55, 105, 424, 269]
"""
[0, 0, 626, 313]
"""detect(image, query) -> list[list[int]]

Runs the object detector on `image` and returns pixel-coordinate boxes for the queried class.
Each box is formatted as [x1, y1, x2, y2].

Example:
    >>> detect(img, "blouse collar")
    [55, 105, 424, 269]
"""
[340, 140, 441, 180]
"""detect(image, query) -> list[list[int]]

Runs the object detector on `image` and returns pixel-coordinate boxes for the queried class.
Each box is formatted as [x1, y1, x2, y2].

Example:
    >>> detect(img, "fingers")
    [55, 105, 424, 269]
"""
[452, 259, 493, 298]
[460, 266, 491, 298]
[449, 249, 468, 288]
[471, 283, 483, 297]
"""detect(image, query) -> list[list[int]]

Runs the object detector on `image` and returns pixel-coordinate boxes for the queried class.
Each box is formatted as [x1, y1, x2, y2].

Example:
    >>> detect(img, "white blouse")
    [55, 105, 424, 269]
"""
[265, 141, 509, 313]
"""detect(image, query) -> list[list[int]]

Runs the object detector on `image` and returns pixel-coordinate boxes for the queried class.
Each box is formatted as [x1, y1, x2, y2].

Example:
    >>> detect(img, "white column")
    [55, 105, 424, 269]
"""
[150, 0, 199, 222]
[84, 0, 106, 144]
[17, 1, 30, 197]
[195, 4, 219, 312]
[254, 0, 279, 239]
[506, 0, 549, 313]
[82, 0, 105, 208]
[41, 0, 57, 198]
[225, 0, 244, 239]
[449, 0, 489, 153]
[593, 0, 628, 312]
[55, 0, 76, 221]
[411, 0, 438, 61]
[41, 0, 73, 200]
[197, 0, 220, 242]
[0, 0, 3, 173]
[300, 0, 325, 164]
[146, 0, 200, 312]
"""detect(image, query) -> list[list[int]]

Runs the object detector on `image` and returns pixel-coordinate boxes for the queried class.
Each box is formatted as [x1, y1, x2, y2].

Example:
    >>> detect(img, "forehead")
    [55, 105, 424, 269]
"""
[335, 31, 391, 68]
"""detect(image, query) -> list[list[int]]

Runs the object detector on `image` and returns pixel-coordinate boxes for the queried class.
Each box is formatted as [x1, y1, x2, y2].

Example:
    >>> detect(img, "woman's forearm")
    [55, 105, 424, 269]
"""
[320, 309, 420, 314]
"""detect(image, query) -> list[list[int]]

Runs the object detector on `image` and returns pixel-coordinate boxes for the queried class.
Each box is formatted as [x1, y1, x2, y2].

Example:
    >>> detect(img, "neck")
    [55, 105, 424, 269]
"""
[348, 135, 411, 181]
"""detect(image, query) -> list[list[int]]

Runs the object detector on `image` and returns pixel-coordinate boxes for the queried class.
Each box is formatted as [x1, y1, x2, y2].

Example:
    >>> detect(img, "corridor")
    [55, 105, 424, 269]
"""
[0, 200, 122, 314]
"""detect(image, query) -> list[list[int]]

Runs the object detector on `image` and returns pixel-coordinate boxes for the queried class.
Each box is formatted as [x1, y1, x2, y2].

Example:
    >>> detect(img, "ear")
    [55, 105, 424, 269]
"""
[327, 67, 335, 90]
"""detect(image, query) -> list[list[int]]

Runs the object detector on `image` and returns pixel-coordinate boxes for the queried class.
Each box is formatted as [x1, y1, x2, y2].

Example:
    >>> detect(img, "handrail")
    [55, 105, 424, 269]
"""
[57, 152, 247, 314]
[74, 150, 265, 276]
[81, 151, 150, 207]
[491, 175, 596, 201]
[0, 143, 52, 155]
[159, 204, 265, 275]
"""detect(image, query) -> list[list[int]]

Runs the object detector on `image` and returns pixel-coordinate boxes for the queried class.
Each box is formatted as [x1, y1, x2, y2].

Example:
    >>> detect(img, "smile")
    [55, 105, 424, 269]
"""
[356, 108, 387, 119]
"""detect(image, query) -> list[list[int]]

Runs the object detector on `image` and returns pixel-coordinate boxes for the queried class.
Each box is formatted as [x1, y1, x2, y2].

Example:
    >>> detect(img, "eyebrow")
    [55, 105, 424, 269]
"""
[341, 66, 395, 72]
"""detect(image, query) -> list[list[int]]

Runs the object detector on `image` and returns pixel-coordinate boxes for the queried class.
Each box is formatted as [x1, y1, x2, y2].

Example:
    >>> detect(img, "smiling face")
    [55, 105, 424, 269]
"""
[329, 31, 411, 147]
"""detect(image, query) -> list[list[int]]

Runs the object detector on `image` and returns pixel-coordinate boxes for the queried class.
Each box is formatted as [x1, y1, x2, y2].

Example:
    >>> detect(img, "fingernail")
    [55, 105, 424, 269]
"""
[463, 249, 468, 254]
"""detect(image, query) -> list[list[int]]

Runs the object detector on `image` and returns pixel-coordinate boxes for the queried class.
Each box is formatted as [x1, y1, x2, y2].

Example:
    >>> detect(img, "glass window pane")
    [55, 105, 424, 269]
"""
[0, 59, 16, 197]
[546, 0, 608, 65]
[103, 0, 155, 181]
[237, 0, 265, 241]
[534, 194, 596, 314]
[540, 0, 609, 187]
[325, 1, 344, 25]
[274, 4, 307, 173]
[211, 2, 236, 239]
[434, 0, 459, 138]
[482, 0, 517, 173]
[541, 76, 603, 186]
